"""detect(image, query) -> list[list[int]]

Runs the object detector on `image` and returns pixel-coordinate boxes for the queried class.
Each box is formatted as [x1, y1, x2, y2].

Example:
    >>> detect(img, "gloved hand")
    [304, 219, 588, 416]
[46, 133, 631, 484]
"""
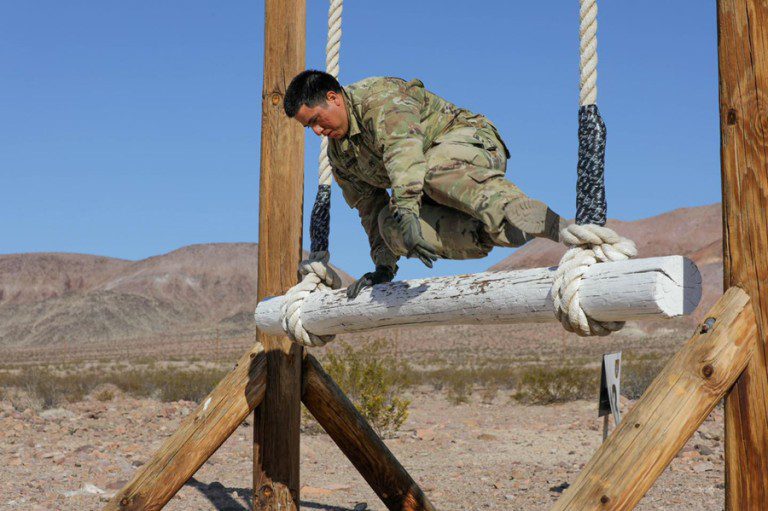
[393, 209, 439, 268]
[346, 265, 397, 299]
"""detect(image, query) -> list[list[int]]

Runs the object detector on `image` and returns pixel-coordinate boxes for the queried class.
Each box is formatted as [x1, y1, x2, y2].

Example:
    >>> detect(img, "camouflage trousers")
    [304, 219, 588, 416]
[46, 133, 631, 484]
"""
[378, 125, 564, 260]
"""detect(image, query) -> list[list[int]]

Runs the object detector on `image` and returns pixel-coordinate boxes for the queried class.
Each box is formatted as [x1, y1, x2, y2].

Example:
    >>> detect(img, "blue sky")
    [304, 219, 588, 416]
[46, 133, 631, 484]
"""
[1, 1, 719, 280]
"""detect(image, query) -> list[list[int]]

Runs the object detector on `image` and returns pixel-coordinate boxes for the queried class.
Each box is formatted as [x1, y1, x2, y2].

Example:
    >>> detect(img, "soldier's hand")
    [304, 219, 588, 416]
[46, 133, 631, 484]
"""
[346, 265, 396, 299]
[393, 210, 439, 268]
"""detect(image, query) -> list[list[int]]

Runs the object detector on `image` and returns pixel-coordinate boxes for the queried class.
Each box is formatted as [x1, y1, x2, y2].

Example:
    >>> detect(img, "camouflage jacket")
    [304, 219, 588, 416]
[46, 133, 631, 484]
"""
[328, 76, 506, 269]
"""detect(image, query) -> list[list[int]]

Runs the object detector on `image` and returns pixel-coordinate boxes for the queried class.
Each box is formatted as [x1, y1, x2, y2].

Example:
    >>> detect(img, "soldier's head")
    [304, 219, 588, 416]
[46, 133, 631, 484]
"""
[284, 70, 349, 139]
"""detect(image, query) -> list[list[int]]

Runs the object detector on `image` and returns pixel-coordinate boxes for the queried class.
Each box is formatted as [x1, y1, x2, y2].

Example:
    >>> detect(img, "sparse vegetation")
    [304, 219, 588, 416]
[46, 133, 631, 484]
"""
[621, 353, 668, 399]
[0, 366, 227, 409]
[0, 338, 673, 412]
[320, 339, 411, 436]
[512, 366, 599, 404]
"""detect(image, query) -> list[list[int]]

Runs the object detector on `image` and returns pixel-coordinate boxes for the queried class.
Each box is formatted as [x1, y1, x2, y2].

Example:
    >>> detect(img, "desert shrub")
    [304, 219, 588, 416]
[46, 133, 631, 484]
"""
[322, 339, 410, 436]
[93, 386, 116, 402]
[152, 368, 226, 402]
[446, 375, 471, 405]
[480, 384, 500, 404]
[109, 368, 227, 402]
[513, 366, 598, 404]
[407, 365, 520, 405]
[0, 365, 228, 407]
[621, 355, 668, 399]
[10, 368, 97, 409]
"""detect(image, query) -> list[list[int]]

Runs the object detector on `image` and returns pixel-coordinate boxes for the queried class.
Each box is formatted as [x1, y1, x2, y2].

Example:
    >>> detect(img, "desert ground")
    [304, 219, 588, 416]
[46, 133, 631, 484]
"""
[0, 318, 726, 511]
[0, 384, 724, 511]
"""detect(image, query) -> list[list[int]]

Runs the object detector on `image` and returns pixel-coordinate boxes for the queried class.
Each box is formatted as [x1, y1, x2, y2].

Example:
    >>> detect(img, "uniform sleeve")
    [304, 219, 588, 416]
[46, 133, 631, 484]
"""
[332, 166, 400, 270]
[363, 79, 427, 214]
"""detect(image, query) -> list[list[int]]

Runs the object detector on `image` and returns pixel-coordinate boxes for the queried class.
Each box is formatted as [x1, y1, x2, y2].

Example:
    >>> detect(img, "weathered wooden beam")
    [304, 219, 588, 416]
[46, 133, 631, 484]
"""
[253, 0, 306, 509]
[103, 343, 267, 511]
[718, 1, 768, 508]
[549, 287, 757, 511]
[302, 355, 436, 511]
[255, 256, 701, 337]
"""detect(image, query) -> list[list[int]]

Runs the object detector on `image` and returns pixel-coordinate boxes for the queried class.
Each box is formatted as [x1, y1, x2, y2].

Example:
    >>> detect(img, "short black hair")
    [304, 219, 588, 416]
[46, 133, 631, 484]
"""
[284, 70, 342, 118]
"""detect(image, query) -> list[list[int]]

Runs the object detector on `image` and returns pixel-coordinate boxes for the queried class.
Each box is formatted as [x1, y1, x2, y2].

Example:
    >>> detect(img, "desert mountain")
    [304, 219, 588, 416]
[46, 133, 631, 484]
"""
[0, 243, 351, 347]
[0, 204, 722, 349]
[491, 203, 723, 316]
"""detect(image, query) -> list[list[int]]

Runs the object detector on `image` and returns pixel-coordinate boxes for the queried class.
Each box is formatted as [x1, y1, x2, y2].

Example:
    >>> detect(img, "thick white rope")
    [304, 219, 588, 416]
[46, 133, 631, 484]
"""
[549, 1, 638, 336]
[579, 0, 598, 106]
[281, 251, 341, 347]
[552, 225, 637, 336]
[317, 0, 343, 188]
[281, 0, 343, 346]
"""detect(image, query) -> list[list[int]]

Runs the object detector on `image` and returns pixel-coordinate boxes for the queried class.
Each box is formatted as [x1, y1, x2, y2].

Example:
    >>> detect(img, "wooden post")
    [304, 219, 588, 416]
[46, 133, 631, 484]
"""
[302, 355, 437, 511]
[104, 344, 267, 510]
[718, 1, 768, 508]
[253, 0, 305, 509]
[551, 288, 757, 510]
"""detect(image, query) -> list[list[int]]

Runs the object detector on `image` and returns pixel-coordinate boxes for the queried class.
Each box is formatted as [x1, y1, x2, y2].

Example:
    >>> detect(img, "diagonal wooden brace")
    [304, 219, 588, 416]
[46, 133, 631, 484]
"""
[550, 287, 764, 510]
[103, 343, 267, 511]
[302, 354, 436, 511]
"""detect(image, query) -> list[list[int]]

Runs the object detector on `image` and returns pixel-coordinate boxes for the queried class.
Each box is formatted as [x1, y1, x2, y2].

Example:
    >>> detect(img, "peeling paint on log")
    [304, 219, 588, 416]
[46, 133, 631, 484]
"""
[255, 256, 701, 337]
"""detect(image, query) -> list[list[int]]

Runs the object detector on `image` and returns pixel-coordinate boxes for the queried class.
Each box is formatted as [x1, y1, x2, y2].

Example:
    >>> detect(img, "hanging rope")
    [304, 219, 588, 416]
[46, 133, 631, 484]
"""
[281, 0, 343, 347]
[550, 0, 637, 337]
[310, 0, 343, 253]
[579, 0, 598, 107]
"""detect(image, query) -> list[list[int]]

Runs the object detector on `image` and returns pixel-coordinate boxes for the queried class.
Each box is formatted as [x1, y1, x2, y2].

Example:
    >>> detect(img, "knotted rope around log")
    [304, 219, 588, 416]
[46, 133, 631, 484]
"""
[551, 224, 637, 336]
[281, 251, 342, 347]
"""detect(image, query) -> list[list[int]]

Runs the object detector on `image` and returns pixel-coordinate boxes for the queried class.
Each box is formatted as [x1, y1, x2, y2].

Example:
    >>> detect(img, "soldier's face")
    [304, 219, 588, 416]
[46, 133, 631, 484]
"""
[295, 91, 349, 139]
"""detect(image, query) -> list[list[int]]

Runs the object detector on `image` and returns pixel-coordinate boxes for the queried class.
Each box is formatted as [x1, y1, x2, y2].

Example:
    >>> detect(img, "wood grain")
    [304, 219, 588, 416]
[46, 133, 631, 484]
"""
[253, 0, 306, 509]
[551, 287, 757, 511]
[302, 355, 437, 511]
[718, 0, 768, 508]
[103, 343, 267, 511]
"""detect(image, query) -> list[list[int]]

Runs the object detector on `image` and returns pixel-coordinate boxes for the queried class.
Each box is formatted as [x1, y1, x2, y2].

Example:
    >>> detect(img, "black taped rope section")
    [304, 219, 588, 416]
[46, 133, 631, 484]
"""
[576, 104, 607, 226]
[309, 184, 332, 253]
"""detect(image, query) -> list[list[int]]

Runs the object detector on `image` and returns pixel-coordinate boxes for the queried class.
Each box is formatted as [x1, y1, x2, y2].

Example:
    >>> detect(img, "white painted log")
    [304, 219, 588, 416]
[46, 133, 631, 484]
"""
[254, 256, 702, 337]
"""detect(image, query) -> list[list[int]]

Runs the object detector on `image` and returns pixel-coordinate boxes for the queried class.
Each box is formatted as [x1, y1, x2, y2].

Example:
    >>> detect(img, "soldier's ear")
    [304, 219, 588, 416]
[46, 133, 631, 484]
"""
[326, 90, 341, 106]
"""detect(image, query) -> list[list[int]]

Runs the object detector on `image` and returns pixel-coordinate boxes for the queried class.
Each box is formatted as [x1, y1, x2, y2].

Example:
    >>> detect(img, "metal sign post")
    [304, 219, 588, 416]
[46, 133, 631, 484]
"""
[599, 352, 622, 441]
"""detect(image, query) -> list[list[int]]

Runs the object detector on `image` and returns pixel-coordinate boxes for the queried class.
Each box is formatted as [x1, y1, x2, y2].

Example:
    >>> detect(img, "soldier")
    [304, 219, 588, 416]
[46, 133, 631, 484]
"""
[284, 70, 566, 298]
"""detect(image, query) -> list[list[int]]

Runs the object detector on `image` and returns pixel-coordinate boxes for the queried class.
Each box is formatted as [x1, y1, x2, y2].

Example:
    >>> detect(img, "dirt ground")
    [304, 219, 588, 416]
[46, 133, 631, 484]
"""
[0, 387, 724, 511]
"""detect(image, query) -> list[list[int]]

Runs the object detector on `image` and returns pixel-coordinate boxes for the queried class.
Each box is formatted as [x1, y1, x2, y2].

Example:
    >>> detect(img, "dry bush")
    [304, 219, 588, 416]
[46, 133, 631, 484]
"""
[621, 354, 668, 399]
[321, 339, 410, 437]
[1, 387, 43, 411]
[0, 368, 97, 409]
[0, 366, 228, 408]
[407, 365, 520, 405]
[107, 368, 227, 402]
[513, 366, 599, 404]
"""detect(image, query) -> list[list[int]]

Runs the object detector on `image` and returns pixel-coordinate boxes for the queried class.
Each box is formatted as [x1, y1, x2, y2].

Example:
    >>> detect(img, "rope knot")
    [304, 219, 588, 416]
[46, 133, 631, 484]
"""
[552, 224, 637, 336]
[280, 251, 342, 347]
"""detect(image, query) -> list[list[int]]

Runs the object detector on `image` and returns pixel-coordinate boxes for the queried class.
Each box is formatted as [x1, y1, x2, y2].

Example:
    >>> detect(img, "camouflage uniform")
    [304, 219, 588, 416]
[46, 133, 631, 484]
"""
[328, 76, 563, 270]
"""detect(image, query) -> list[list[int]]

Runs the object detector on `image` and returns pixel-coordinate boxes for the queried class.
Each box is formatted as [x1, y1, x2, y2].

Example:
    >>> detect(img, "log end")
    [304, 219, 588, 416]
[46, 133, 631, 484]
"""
[658, 256, 702, 317]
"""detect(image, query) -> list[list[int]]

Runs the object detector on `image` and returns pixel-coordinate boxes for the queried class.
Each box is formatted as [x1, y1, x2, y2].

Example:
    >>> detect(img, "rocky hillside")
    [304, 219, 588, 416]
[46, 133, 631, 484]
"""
[0, 204, 723, 349]
[0, 244, 350, 347]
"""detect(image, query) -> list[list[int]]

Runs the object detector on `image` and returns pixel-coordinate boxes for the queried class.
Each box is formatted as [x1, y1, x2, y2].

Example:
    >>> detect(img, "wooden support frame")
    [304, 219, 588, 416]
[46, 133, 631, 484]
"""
[718, 0, 768, 507]
[104, 344, 267, 510]
[253, 0, 306, 509]
[302, 355, 436, 511]
[551, 287, 757, 510]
